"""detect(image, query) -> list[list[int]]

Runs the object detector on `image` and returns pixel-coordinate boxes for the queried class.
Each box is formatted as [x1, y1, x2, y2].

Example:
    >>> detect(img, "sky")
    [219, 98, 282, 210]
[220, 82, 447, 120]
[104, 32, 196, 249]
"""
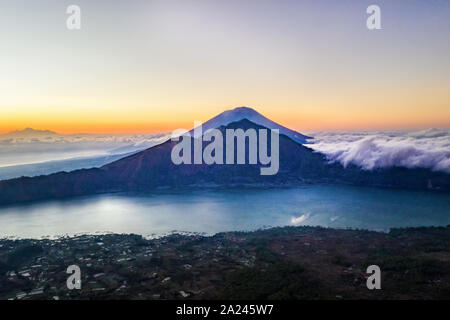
[0, 0, 449, 134]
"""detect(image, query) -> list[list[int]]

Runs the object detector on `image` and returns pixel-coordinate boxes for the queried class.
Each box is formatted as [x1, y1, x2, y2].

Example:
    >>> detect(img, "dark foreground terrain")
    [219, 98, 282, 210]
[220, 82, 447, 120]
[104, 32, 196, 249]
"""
[1, 226, 449, 300]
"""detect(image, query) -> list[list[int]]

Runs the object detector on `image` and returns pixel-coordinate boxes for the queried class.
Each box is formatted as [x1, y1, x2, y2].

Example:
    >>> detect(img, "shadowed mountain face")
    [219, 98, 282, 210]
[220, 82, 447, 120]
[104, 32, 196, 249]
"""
[0, 119, 449, 206]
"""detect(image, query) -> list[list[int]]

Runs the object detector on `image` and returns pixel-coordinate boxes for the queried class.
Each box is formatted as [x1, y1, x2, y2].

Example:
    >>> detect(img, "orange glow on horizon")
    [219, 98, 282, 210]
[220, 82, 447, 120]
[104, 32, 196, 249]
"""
[1, 106, 449, 135]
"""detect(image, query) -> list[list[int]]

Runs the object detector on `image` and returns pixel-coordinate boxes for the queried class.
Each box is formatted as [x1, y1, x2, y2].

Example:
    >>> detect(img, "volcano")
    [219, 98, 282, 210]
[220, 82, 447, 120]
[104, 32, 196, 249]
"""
[0, 113, 449, 206]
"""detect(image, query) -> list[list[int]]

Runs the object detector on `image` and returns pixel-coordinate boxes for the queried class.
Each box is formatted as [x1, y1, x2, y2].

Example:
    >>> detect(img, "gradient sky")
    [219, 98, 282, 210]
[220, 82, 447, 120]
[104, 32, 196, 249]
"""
[1, 0, 449, 133]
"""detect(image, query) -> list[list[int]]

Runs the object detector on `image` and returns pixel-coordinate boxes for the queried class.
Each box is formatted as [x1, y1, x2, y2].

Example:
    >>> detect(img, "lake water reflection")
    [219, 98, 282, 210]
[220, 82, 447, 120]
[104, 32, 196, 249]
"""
[0, 185, 449, 238]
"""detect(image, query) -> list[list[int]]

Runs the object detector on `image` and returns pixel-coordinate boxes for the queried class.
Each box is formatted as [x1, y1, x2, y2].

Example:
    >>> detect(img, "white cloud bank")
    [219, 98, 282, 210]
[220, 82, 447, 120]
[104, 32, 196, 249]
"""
[307, 128, 450, 173]
[291, 214, 310, 225]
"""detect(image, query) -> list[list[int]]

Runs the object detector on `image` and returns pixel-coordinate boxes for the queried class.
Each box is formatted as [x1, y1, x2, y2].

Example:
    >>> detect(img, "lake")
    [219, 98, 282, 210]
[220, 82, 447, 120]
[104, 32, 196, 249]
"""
[0, 185, 449, 239]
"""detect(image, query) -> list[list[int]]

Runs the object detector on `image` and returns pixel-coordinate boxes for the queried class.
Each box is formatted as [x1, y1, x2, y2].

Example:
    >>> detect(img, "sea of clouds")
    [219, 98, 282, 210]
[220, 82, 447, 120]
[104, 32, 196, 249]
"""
[307, 128, 450, 173]
[0, 132, 172, 180]
[0, 133, 170, 167]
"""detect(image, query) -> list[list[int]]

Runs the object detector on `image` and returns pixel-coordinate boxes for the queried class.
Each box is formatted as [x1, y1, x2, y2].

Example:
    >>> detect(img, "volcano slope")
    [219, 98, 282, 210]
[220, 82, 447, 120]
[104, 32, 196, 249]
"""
[0, 119, 449, 206]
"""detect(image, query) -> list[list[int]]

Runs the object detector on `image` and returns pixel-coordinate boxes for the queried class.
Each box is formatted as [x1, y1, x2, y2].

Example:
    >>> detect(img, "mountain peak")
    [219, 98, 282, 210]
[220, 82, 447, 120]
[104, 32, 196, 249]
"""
[2, 128, 59, 138]
[219, 106, 262, 118]
[191, 106, 312, 144]
[229, 106, 258, 112]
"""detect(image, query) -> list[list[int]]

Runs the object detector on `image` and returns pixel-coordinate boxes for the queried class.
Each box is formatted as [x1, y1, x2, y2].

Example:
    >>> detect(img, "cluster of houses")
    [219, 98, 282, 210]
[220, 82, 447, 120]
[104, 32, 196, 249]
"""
[0, 232, 256, 300]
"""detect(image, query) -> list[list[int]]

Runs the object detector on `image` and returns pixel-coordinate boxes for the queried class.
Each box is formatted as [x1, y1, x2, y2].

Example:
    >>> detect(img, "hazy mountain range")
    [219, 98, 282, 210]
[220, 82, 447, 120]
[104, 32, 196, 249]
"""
[1, 128, 59, 139]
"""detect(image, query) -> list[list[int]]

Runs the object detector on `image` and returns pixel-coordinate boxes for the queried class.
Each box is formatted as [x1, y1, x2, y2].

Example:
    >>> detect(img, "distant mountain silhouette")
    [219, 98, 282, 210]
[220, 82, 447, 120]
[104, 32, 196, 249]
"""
[190, 107, 311, 144]
[1, 128, 59, 139]
[0, 119, 449, 206]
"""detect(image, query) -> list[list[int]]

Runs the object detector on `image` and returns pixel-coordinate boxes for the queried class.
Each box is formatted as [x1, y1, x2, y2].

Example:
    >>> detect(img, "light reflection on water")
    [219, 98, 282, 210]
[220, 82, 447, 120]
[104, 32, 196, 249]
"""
[0, 185, 449, 239]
